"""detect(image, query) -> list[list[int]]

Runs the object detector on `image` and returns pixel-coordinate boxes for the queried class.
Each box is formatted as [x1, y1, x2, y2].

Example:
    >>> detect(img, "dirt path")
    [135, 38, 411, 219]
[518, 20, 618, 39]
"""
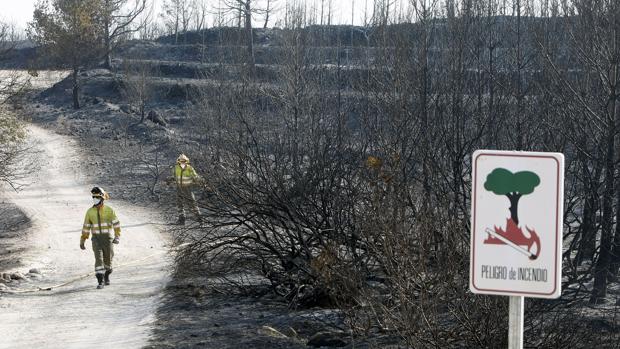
[0, 125, 170, 349]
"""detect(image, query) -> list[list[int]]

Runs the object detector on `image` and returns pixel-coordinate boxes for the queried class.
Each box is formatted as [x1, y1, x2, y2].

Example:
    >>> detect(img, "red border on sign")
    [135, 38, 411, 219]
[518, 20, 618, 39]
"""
[471, 152, 561, 297]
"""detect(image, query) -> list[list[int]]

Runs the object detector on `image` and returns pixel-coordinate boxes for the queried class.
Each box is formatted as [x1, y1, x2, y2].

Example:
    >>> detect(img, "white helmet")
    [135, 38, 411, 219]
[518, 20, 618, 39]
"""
[177, 154, 190, 164]
[91, 186, 110, 199]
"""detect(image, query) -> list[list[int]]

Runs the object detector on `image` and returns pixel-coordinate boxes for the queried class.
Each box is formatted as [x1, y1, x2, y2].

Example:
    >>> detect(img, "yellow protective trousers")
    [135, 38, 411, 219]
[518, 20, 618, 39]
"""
[91, 233, 114, 274]
[176, 185, 201, 219]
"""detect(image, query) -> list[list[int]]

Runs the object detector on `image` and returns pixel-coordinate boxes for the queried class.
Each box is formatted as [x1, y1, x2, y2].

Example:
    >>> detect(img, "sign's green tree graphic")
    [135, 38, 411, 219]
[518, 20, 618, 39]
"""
[484, 168, 541, 225]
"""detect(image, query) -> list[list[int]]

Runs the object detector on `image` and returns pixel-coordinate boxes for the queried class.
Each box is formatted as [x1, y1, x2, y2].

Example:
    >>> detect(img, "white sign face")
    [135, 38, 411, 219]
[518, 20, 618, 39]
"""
[470, 150, 564, 299]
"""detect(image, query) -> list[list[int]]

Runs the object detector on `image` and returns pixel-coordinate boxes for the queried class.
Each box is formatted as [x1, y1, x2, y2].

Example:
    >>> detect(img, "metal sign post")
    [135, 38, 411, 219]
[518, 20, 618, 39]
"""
[508, 296, 524, 349]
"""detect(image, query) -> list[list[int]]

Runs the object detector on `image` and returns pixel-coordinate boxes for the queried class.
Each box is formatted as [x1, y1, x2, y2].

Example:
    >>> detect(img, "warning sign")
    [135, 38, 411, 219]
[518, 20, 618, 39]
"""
[470, 150, 564, 299]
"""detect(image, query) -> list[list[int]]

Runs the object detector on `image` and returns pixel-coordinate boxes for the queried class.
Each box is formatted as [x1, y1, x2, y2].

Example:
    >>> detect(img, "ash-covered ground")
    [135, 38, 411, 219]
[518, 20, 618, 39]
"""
[0, 202, 30, 273]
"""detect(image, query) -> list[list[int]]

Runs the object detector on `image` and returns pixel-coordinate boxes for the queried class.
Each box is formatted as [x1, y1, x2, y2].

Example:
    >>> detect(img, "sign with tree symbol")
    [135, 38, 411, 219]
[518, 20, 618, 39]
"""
[470, 150, 564, 298]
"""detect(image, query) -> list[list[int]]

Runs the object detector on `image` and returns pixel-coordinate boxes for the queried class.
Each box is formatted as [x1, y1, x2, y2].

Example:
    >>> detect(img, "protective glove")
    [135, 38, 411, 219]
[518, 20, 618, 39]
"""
[80, 239, 86, 250]
[112, 237, 120, 244]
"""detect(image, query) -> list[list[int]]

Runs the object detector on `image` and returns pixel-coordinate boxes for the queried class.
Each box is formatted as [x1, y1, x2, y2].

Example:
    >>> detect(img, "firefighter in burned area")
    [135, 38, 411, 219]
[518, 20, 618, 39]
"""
[167, 154, 202, 225]
[80, 187, 121, 289]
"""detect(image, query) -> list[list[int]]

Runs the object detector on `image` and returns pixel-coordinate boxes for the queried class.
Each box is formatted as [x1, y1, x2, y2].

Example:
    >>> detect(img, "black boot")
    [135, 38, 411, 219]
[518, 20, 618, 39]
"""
[96, 274, 104, 289]
[104, 270, 112, 285]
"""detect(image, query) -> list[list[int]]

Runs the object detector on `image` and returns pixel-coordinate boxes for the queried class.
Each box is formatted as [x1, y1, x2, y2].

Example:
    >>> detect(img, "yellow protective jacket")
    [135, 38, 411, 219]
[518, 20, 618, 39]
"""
[81, 205, 121, 240]
[174, 164, 200, 187]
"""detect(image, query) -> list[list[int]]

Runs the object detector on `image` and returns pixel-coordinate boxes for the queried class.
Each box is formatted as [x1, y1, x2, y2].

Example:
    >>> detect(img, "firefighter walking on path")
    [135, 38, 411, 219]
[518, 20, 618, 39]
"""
[80, 187, 121, 289]
[168, 154, 202, 225]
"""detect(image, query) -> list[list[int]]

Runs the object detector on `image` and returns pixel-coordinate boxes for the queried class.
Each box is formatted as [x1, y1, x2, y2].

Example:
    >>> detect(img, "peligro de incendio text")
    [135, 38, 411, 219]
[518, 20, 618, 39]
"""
[480, 265, 548, 282]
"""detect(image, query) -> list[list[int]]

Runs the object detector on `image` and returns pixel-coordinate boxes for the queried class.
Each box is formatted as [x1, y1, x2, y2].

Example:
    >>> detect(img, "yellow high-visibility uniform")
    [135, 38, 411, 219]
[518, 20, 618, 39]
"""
[173, 164, 201, 220]
[174, 164, 199, 186]
[81, 205, 121, 275]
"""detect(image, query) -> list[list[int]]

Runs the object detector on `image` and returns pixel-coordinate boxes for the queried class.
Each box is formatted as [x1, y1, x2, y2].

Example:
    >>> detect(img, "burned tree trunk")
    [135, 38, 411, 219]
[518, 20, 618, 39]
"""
[72, 67, 80, 109]
[245, 0, 255, 70]
[506, 193, 522, 225]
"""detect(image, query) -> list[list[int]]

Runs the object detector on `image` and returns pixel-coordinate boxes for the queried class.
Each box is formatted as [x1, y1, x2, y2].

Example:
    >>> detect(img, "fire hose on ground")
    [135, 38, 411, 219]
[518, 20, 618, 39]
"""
[0, 249, 170, 295]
